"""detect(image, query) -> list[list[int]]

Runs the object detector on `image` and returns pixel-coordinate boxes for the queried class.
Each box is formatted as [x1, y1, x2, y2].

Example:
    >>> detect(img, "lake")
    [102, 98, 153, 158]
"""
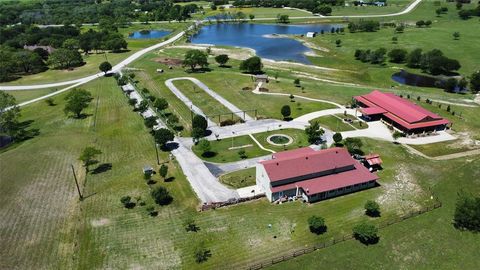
[191, 23, 342, 64]
[392, 70, 468, 93]
[128, 30, 171, 39]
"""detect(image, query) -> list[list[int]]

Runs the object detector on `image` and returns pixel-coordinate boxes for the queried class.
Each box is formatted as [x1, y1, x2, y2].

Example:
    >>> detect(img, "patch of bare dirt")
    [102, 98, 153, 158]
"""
[153, 57, 183, 66]
[91, 218, 111, 227]
[377, 165, 424, 215]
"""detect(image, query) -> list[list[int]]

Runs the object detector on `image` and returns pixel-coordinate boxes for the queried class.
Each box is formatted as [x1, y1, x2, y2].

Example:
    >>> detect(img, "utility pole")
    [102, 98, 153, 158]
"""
[71, 164, 83, 200]
[154, 140, 160, 165]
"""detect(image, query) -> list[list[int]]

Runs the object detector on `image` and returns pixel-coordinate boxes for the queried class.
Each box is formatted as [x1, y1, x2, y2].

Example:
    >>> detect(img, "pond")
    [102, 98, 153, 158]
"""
[128, 29, 171, 39]
[191, 23, 342, 64]
[392, 70, 468, 93]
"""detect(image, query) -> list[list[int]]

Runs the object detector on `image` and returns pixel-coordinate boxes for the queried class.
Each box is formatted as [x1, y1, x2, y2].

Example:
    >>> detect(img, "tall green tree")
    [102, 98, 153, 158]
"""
[64, 88, 93, 118]
[470, 71, 480, 93]
[48, 48, 83, 69]
[183, 49, 209, 71]
[305, 121, 324, 144]
[280, 105, 291, 119]
[0, 91, 21, 139]
[153, 98, 169, 112]
[159, 164, 168, 180]
[240, 56, 263, 74]
[79, 146, 102, 172]
[214, 54, 229, 66]
[99, 61, 112, 74]
[154, 128, 174, 147]
[453, 191, 480, 232]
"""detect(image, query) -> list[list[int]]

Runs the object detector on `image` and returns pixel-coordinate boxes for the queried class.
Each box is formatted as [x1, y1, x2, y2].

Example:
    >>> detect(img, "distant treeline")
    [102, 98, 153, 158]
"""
[0, 0, 200, 26]
[231, 0, 346, 12]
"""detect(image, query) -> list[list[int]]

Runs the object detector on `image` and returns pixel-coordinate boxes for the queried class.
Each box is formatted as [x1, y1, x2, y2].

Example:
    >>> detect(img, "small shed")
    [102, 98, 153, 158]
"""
[121, 83, 135, 92]
[253, 74, 269, 83]
[306, 32, 317, 38]
[364, 154, 383, 169]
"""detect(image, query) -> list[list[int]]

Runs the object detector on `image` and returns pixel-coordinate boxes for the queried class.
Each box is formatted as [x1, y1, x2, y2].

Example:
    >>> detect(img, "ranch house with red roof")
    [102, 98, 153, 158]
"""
[354, 90, 450, 134]
[256, 147, 379, 203]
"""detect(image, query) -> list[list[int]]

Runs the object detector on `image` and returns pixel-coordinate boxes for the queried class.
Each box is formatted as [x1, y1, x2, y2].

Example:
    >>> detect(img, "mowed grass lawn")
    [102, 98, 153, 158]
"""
[253, 128, 310, 151]
[311, 115, 356, 132]
[171, 79, 241, 124]
[219, 167, 256, 188]
[1, 76, 480, 269]
[193, 135, 270, 163]
[409, 140, 479, 157]
[331, 0, 411, 16]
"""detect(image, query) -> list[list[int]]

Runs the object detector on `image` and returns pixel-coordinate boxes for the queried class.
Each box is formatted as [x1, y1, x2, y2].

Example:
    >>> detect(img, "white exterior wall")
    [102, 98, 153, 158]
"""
[256, 164, 273, 202]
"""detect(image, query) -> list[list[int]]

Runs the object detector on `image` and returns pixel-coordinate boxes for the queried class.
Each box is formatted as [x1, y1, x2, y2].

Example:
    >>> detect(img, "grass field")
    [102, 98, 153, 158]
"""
[218, 167, 256, 188]
[331, 0, 412, 16]
[192, 135, 270, 163]
[409, 139, 480, 157]
[171, 79, 241, 124]
[199, 7, 312, 19]
[311, 115, 356, 132]
[7, 87, 68, 103]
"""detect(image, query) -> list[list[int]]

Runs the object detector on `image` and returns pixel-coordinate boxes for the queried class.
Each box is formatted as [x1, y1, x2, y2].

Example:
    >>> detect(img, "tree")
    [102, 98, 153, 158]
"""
[159, 164, 168, 180]
[194, 242, 211, 263]
[154, 128, 174, 147]
[305, 121, 324, 144]
[276, 14, 289, 24]
[470, 71, 480, 93]
[240, 56, 263, 74]
[415, 20, 425, 27]
[79, 146, 102, 172]
[64, 88, 93, 118]
[153, 98, 169, 112]
[453, 191, 480, 232]
[453, 32, 460, 40]
[425, 20, 432, 27]
[48, 48, 83, 69]
[137, 100, 148, 113]
[458, 9, 472, 20]
[280, 105, 291, 119]
[99, 61, 112, 75]
[315, 5, 332, 16]
[333, 132, 343, 145]
[392, 131, 404, 142]
[344, 137, 363, 155]
[214, 54, 229, 66]
[308, 215, 327, 235]
[395, 25, 404, 33]
[144, 116, 157, 129]
[151, 186, 173, 206]
[444, 78, 458, 92]
[0, 91, 24, 140]
[238, 149, 247, 159]
[388, 48, 408, 63]
[183, 49, 209, 71]
[364, 200, 381, 217]
[353, 223, 379, 245]
[293, 78, 300, 86]
[335, 39, 342, 47]
[191, 127, 205, 140]
[192, 114, 208, 132]
[13, 50, 45, 74]
[62, 38, 79, 50]
[406, 48, 423, 68]
[249, 14, 255, 21]
[197, 139, 211, 156]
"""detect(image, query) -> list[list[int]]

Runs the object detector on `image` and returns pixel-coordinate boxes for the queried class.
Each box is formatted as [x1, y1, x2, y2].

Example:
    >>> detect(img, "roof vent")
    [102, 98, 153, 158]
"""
[276, 162, 279, 166]
[305, 156, 309, 160]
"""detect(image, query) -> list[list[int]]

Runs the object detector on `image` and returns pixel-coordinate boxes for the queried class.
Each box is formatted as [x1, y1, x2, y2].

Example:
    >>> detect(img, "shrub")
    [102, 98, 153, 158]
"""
[194, 242, 211, 263]
[364, 200, 381, 217]
[281, 105, 291, 119]
[151, 186, 173, 206]
[220, 119, 236, 126]
[453, 191, 480, 232]
[184, 217, 200, 232]
[120, 196, 135, 208]
[333, 132, 343, 144]
[238, 149, 247, 159]
[353, 223, 379, 245]
[45, 98, 55, 106]
[146, 206, 158, 216]
[307, 215, 327, 234]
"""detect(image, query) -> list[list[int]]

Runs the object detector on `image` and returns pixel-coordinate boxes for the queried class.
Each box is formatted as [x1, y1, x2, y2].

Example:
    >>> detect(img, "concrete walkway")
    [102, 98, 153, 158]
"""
[166, 77, 254, 121]
[248, 134, 276, 153]
[172, 138, 239, 202]
[205, 154, 272, 177]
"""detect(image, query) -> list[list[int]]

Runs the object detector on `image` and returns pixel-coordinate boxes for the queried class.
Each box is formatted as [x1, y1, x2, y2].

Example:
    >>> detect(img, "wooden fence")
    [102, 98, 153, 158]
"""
[246, 201, 442, 270]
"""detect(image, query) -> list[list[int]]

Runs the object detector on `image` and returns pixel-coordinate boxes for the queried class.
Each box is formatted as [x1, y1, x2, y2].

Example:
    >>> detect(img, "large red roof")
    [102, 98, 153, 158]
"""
[271, 161, 378, 195]
[354, 90, 449, 130]
[260, 147, 379, 195]
[261, 147, 354, 183]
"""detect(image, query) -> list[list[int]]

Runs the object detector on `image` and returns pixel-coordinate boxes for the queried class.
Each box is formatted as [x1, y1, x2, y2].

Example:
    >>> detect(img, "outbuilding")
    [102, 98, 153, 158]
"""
[256, 147, 379, 203]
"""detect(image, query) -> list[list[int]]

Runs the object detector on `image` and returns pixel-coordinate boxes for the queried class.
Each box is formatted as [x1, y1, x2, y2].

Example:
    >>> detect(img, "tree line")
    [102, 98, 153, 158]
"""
[0, 23, 127, 82]
[0, 0, 200, 26]
[232, 0, 345, 13]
